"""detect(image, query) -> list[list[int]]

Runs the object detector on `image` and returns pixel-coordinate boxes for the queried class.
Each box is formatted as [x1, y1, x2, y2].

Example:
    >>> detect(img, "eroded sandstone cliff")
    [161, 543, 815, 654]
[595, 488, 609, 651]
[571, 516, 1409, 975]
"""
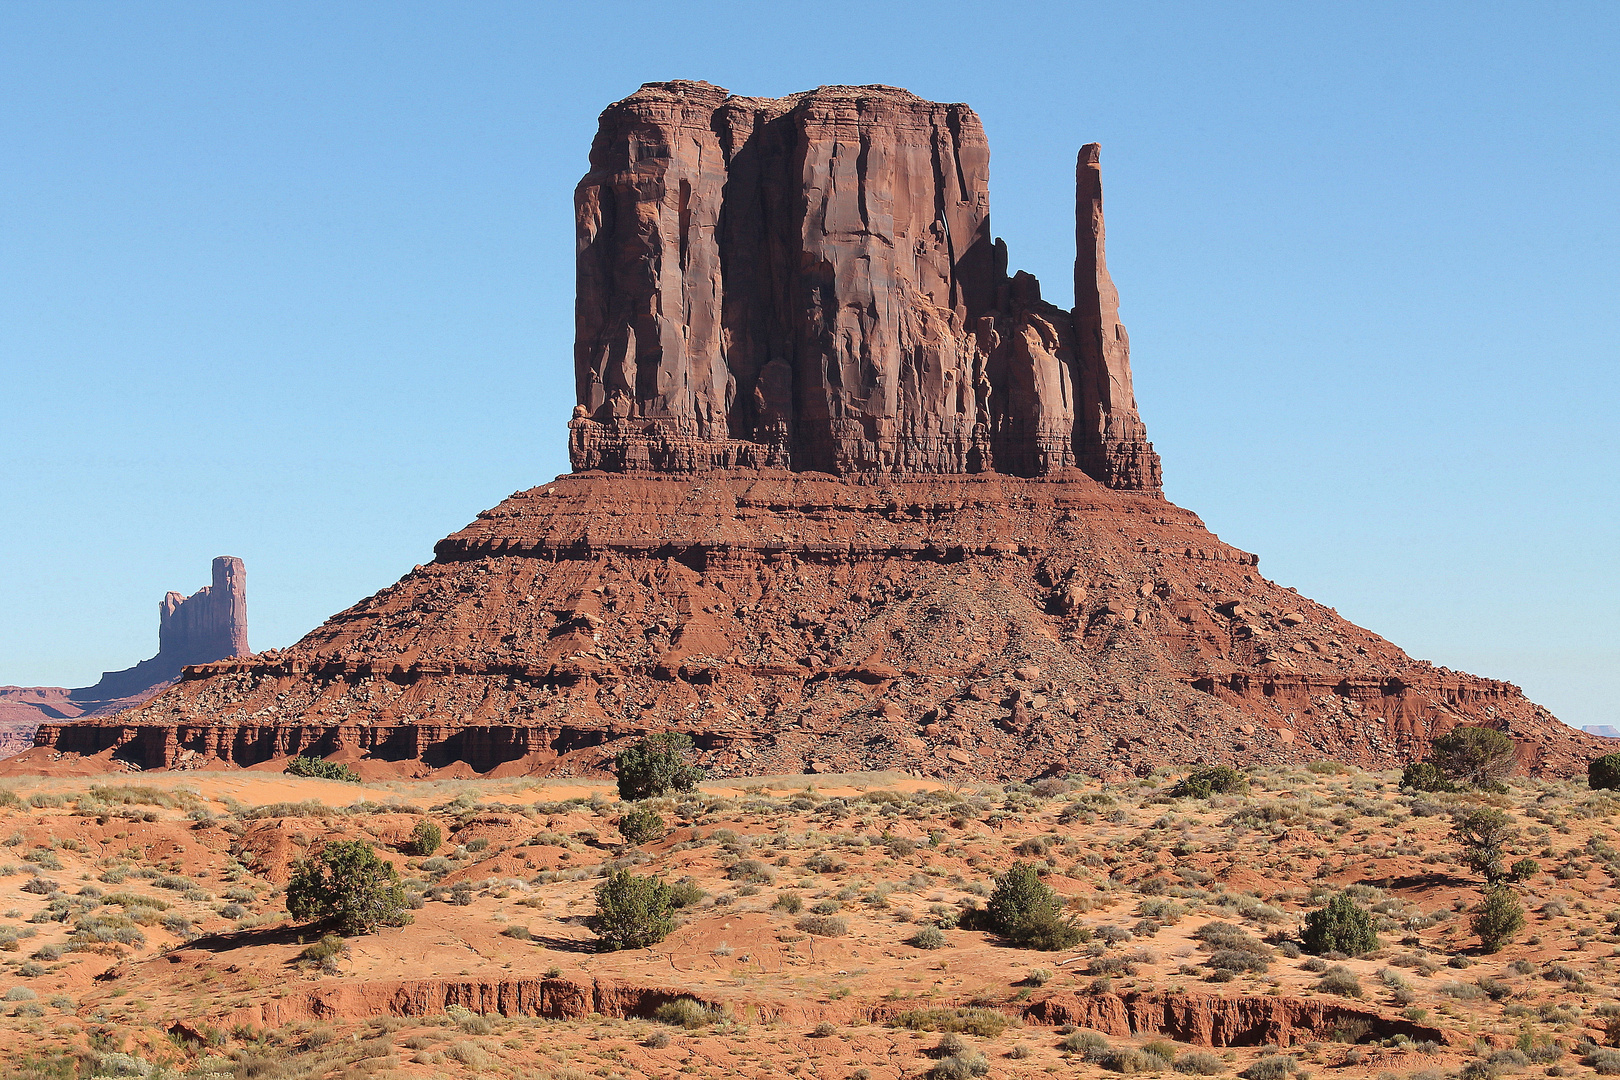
[569, 82, 1160, 489]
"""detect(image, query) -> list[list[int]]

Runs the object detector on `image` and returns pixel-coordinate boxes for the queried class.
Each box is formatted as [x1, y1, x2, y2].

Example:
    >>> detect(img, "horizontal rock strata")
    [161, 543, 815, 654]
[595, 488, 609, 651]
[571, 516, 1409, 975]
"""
[35, 472, 1600, 778]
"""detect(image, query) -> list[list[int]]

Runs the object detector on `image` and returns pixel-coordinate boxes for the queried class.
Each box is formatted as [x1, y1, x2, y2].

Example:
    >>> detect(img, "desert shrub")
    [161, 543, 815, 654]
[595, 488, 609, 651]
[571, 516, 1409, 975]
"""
[796, 914, 848, 937]
[666, 879, 706, 908]
[68, 912, 144, 949]
[911, 926, 949, 950]
[1014, 909, 1089, 951]
[407, 819, 442, 856]
[1143, 1040, 1179, 1064]
[1172, 766, 1247, 799]
[1301, 894, 1380, 956]
[891, 1008, 1009, 1037]
[804, 851, 845, 873]
[644, 1029, 671, 1048]
[1208, 948, 1270, 974]
[615, 734, 704, 801]
[1240, 1056, 1297, 1080]
[1317, 965, 1363, 997]
[1428, 727, 1516, 789]
[501, 925, 532, 940]
[298, 935, 346, 963]
[1506, 857, 1539, 882]
[286, 841, 411, 934]
[283, 756, 360, 783]
[588, 871, 674, 951]
[727, 858, 775, 884]
[1590, 754, 1620, 791]
[1063, 1029, 1110, 1052]
[1401, 762, 1457, 793]
[930, 1052, 990, 1079]
[618, 806, 664, 845]
[986, 861, 1084, 949]
[1584, 1048, 1620, 1075]
[1472, 886, 1526, 953]
[1176, 1051, 1227, 1075]
[1451, 808, 1519, 883]
[772, 891, 803, 915]
[4, 986, 36, 1001]
[654, 997, 722, 1028]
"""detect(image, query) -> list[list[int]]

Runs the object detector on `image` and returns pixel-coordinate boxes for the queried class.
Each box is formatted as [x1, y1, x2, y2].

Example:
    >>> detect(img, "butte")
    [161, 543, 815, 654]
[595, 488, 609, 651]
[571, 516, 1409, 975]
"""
[31, 82, 1606, 780]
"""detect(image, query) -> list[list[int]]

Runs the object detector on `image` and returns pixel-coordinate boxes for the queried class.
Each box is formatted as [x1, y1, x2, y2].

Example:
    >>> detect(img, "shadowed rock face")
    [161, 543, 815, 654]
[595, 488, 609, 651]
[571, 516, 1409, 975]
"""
[570, 81, 1161, 490]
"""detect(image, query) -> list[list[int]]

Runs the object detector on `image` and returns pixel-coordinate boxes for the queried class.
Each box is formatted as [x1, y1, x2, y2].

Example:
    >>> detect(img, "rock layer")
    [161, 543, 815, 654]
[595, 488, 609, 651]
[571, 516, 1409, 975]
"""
[32, 474, 1602, 778]
[570, 82, 1160, 489]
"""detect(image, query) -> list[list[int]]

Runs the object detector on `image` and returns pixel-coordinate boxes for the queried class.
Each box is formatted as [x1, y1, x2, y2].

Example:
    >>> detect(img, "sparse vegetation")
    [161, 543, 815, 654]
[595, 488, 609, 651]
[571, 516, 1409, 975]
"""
[1301, 893, 1379, 956]
[614, 733, 705, 801]
[1427, 726, 1517, 790]
[588, 870, 675, 950]
[284, 756, 362, 783]
[1472, 885, 1527, 953]
[286, 840, 411, 934]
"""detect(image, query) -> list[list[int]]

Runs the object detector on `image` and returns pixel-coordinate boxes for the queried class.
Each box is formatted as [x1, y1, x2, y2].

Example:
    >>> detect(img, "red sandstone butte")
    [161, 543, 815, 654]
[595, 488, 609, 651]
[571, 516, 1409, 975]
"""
[25, 84, 1603, 779]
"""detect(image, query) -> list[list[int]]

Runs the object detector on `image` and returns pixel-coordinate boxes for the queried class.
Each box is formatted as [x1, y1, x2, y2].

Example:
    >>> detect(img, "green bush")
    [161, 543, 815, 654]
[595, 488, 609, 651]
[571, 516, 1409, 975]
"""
[1471, 886, 1525, 953]
[1428, 727, 1516, 789]
[771, 891, 803, 915]
[407, 819, 442, 857]
[1451, 808, 1519, 883]
[1171, 766, 1247, 799]
[1590, 754, 1620, 792]
[283, 756, 360, 783]
[588, 871, 674, 951]
[614, 733, 705, 801]
[617, 806, 664, 845]
[910, 926, 949, 950]
[985, 861, 1084, 949]
[286, 841, 410, 934]
[1301, 894, 1379, 956]
[1400, 761, 1456, 793]
[1507, 857, 1539, 882]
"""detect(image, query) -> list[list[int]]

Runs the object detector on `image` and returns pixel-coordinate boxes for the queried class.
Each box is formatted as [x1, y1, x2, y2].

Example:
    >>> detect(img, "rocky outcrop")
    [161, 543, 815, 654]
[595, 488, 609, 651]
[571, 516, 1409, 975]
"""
[0, 557, 248, 756]
[570, 81, 1160, 489]
[26, 85, 1599, 781]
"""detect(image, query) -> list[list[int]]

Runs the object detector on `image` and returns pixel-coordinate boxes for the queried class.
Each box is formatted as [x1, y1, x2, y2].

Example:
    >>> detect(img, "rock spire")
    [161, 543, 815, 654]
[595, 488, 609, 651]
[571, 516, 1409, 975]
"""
[569, 81, 1161, 489]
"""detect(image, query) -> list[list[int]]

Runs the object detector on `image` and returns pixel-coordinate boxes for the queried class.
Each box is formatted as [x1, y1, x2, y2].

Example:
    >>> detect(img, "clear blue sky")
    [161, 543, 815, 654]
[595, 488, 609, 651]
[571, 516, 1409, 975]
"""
[2, 2, 1615, 729]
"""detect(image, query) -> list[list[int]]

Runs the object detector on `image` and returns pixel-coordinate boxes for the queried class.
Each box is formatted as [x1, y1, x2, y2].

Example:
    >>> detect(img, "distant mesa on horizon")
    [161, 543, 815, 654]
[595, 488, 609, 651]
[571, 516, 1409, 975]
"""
[0, 556, 248, 756]
[1584, 725, 1620, 739]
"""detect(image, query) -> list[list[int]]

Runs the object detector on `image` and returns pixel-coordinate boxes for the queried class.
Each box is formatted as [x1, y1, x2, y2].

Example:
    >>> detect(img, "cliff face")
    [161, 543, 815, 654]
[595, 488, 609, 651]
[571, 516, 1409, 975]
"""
[570, 82, 1160, 489]
[0, 557, 248, 756]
